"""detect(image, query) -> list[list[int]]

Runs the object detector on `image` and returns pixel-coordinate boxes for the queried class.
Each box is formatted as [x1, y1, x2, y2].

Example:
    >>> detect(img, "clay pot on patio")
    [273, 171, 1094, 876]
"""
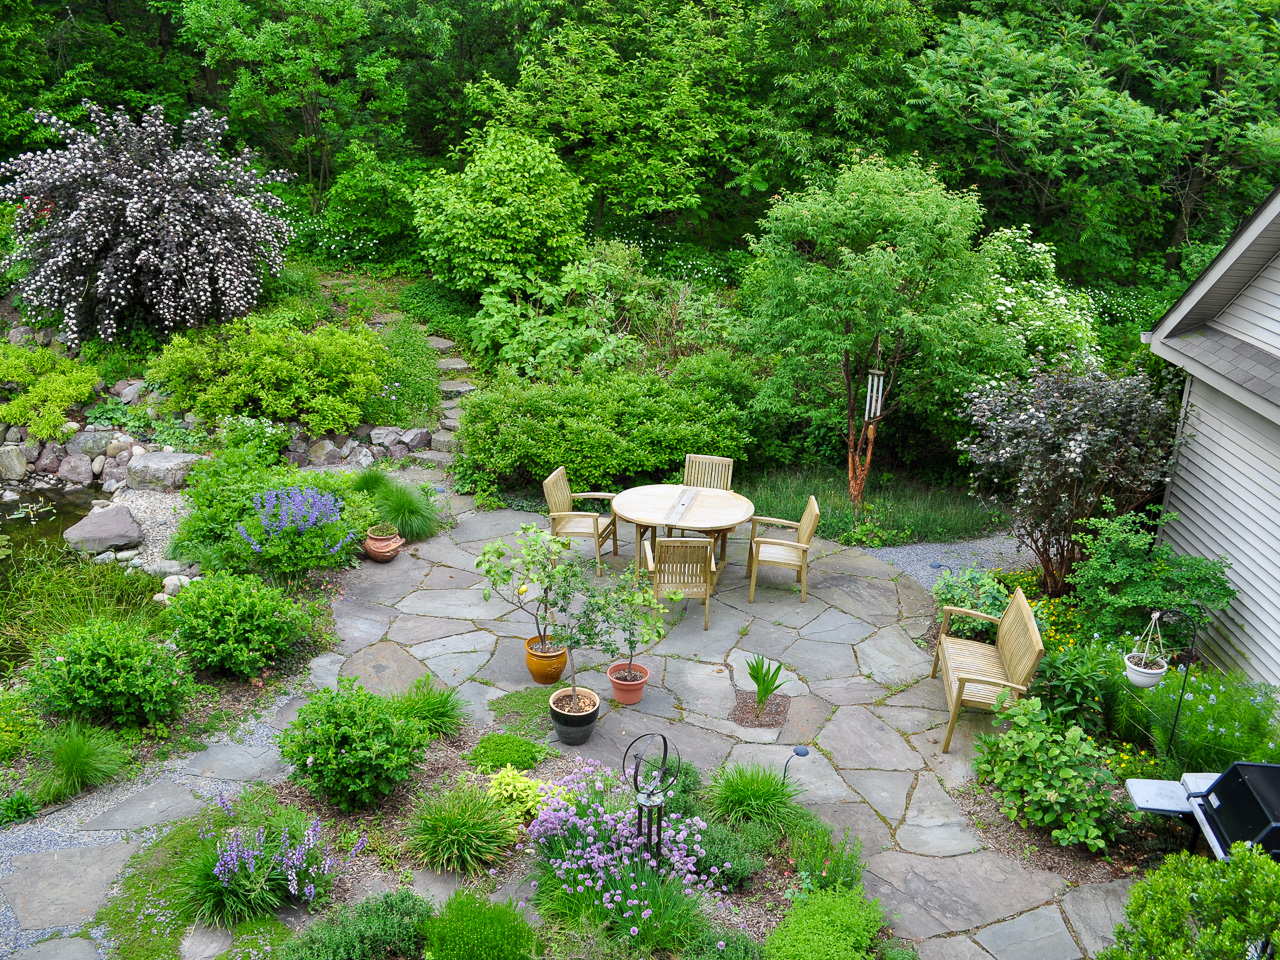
[549, 686, 601, 745]
[525, 636, 567, 685]
[1124, 652, 1168, 688]
[364, 524, 405, 562]
[607, 662, 650, 704]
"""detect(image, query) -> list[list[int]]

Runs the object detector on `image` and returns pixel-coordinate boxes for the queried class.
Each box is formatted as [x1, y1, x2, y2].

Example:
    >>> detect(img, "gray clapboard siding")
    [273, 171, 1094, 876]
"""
[1214, 257, 1280, 352]
[1163, 378, 1280, 683]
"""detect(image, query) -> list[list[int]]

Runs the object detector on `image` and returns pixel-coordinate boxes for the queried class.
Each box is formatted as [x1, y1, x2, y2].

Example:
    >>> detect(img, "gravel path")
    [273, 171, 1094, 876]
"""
[109, 488, 188, 565]
[867, 531, 1030, 588]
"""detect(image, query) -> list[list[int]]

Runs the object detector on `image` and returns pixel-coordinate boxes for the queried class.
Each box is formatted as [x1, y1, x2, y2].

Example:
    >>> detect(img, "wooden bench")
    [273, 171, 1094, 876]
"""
[930, 587, 1044, 753]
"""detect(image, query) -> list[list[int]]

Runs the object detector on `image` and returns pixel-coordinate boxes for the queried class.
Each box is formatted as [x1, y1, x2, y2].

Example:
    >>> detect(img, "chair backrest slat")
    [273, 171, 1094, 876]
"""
[685, 454, 733, 490]
[652, 538, 712, 594]
[798, 496, 820, 545]
[996, 588, 1045, 687]
[543, 467, 572, 516]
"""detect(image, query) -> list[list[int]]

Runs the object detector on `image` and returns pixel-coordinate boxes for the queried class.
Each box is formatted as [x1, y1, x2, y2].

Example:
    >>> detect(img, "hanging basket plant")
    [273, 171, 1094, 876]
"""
[1125, 612, 1169, 688]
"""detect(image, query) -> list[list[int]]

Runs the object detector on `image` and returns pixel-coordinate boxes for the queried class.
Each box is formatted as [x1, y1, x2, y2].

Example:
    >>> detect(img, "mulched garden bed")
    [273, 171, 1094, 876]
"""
[728, 690, 790, 728]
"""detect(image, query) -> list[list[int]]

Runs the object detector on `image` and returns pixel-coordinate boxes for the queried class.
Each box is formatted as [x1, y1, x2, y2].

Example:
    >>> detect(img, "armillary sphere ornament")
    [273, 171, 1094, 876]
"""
[623, 733, 682, 861]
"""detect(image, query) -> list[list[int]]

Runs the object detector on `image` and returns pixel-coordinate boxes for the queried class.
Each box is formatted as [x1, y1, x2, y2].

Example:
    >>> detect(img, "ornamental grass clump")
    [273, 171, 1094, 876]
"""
[32, 720, 128, 804]
[235, 486, 360, 573]
[387, 677, 468, 737]
[349, 468, 443, 542]
[528, 757, 721, 953]
[705, 762, 804, 830]
[405, 781, 519, 875]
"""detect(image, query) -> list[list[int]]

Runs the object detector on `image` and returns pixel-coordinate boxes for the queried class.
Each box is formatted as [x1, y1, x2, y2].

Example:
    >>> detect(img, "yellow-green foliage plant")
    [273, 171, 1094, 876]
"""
[0, 343, 98, 440]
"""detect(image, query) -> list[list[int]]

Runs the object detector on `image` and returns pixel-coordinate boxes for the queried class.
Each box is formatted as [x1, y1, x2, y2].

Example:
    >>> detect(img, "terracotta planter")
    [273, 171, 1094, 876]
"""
[549, 687, 601, 745]
[1125, 652, 1168, 688]
[364, 527, 405, 563]
[608, 662, 650, 705]
[525, 636, 567, 685]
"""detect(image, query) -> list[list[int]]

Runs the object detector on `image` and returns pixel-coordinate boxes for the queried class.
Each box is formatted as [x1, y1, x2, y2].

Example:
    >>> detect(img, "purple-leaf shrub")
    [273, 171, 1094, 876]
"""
[235, 485, 359, 573]
[529, 758, 727, 952]
[0, 103, 292, 344]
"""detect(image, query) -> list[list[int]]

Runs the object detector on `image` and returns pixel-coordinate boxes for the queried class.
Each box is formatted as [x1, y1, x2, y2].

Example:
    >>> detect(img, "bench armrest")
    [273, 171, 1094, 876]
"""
[940, 606, 1000, 636]
[573, 491, 616, 501]
[549, 510, 599, 520]
[753, 537, 808, 551]
[752, 515, 799, 529]
[954, 673, 1028, 695]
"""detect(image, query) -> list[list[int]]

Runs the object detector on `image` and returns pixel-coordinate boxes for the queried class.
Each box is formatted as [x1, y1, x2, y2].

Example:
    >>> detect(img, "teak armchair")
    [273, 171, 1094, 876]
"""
[644, 537, 717, 629]
[668, 454, 736, 559]
[745, 496, 820, 602]
[543, 466, 618, 575]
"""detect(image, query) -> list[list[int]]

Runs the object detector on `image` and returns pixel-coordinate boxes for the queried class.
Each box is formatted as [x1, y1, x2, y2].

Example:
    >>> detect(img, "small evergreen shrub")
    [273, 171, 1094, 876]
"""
[697, 820, 769, 888]
[686, 928, 765, 960]
[388, 678, 468, 738]
[276, 889, 433, 960]
[0, 344, 99, 440]
[428, 890, 537, 960]
[405, 782, 519, 875]
[28, 619, 193, 726]
[279, 679, 429, 812]
[706, 763, 803, 829]
[465, 732, 554, 773]
[764, 886, 883, 960]
[170, 572, 311, 679]
[32, 720, 128, 804]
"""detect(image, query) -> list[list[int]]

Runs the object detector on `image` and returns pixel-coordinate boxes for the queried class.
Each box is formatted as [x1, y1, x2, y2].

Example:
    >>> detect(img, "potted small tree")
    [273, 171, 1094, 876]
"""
[601, 568, 668, 705]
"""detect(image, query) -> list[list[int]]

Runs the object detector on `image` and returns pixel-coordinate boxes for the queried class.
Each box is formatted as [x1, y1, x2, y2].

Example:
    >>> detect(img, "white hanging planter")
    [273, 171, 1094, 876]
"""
[1124, 651, 1168, 688]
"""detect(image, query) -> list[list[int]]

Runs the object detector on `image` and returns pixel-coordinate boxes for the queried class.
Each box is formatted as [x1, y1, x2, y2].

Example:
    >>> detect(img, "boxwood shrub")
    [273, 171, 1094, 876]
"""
[454, 370, 750, 492]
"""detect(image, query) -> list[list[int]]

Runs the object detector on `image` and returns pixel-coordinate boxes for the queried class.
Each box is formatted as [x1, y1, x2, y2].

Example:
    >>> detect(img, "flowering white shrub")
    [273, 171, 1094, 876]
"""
[0, 103, 293, 344]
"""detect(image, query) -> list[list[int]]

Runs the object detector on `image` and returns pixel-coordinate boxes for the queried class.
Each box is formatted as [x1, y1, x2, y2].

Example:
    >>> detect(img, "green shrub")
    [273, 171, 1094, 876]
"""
[764, 886, 883, 960]
[485, 765, 546, 822]
[686, 928, 765, 960]
[78, 328, 162, 384]
[277, 889, 434, 960]
[0, 691, 41, 762]
[930, 567, 1010, 641]
[428, 890, 537, 960]
[148, 319, 384, 434]
[279, 679, 429, 812]
[670, 349, 761, 409]
[697, 820, 770, 888]
[405, 781, 519, 875]
[1097, 842, 1280, 960]
[0, 344, 99, 440]
[455, 369, 750, 492]
[654, 757, 704, 820]
[349, 469, 443, 542]
[359, 319, 442, 428]
[388, 678, 468, 738]
[170, 572, 311, 680]
[28, 619, 193, 726]
[973, 695, 1120, 851]
[706, 763, 803, 830]
[400, 279, 476, 344]
[411, 125, 587, 291]
[32, 720, 128, 804]
[0, 789, 37, 825]
[1030, 641, 1116, 732]
[465, 732, 554, 773]
[1069, 510, 1235, 639]
[786, 822, 864, 896]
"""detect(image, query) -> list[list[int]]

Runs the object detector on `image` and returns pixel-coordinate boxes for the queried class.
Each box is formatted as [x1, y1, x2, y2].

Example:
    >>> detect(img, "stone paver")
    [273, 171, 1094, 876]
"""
[397, 587, 514, 620]
[415, 649, 490, 687]
[410, 537, 482, 571]
[811, 577, 901, 626]
[448, 509, 546, 546]
[339, 553, 428, 602]
[474, 635, 544, 691]
[841, 769, 916, 823]
[83, 780, 204, 830]
[331, 598, 392, 654]
[886, 677, 947, 708]
[413, 869, 463, 905]
[455, 679, 509, 726]
[389, 614, 483, 646]
[270, 696, 307, 730]
[685, 712, 780, 743]
[917, 938, 996, 960]
[570, 710, 733, 772]
[662, 659, 737, 716]
[185, 744, 284, 781]
[420, 565, 482, 589]
[809, 676, 887, 704]
[728, 743, 851, 803]
[777, 695, 831, 742]
[798, 607, 876, 644]
[406, 629, 497, 660]
[1, 842, 137, 928]
[308, 652, 344, 691]
[874, 704, 949, 734]
[910, 714, 992, 790]
[733, 619, 801, 659]
[342, 641, 429, 695]
[180, 924, 234, 960]
[810, 800, 894, 855]
[974, 905, 1082, 960]
[856, 625, 935, 686]
[896, 775, 985, 857]
[781, 637, 861, 682]
[13, 939, 102, 960]
[820, 706, 924, 771]
[717, 585, 826, 628]
[653, 599, 748, 660]
[1061, 879, 1131, 957]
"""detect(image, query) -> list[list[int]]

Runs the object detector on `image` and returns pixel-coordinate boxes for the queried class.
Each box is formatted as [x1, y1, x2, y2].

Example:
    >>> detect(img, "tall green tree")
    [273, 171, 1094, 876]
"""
[744, 156, 985, 503]
[0, 0, 45, 155]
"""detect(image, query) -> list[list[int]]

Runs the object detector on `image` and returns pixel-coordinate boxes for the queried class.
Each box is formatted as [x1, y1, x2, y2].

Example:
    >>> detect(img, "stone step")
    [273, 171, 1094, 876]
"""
[432, 430, 460, 453]
[440, 417, 462, 432]
[428, 336, 455, 350]
[371, 311, 406, 325]
[436, 357, 471, 373]
[411, 449, 455, 467]
[442, 398, 462, 411]
[440, 380, 477, 399]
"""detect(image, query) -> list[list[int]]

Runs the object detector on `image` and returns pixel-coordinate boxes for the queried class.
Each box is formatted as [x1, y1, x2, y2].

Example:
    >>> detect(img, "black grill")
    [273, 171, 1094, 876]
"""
[1202, 762, 1280, 860]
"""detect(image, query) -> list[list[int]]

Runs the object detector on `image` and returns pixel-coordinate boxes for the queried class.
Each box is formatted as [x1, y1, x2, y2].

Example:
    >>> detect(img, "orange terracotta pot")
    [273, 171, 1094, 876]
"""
[364, 528, 405, 562]
[525, 636, 567, 685]
[607, 662, 650, 704]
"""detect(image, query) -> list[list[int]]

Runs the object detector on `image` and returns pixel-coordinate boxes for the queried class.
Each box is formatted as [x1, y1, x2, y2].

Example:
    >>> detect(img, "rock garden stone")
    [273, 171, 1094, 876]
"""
[0, 841, 137, 929]
[0, 444, 26, 479]
[401, 427, 432, 450]
[127, 451, 202, 490]
[91, 454, 105, 476]
[346, 447, 375, 468]
[62, 504, 143, 553]
[341, 641, 428, 695]
[820, 706, 924, 771]
[973, 905, 1082, 960]
[180, 924, 234, 960]
[57, 453, 94, 484]
[119, 380, 146, 404]
[13, 938, 102, 960]
[83, 780, 204, 830]
[307, 439, 336, 463]
[5, 424, 25, 443]
[21, 438, 41, 462]
[432, 430, 459, 453]
[369, 426, 402, 446]
[34, 443, 63, 473]
[185, 743, 284, 781]
[1060, 879, 1131, 957]
[440, 380, 476, 398]
[66, 431, 113, 459]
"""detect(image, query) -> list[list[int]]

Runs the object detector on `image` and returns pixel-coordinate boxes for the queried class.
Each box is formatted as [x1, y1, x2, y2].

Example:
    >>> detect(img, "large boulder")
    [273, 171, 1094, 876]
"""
[63, 505, 144, 553]
[34, 443, 64, 474]
[127, 451, 202, 491]
[0, 445, 26, 480]
[66, 431, 114, 459]
[57, 453, 94, 485]
[400, 428, 431, 451]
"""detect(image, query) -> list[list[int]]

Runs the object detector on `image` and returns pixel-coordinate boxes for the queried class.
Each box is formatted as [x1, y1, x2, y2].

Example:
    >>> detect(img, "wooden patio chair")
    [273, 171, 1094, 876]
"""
[930, 587, 1044, 753]
[745, 496, 820, 603]
[644, 537, 717, 629]
[668, 454, 736, 558]
[543, 466, 618, 576]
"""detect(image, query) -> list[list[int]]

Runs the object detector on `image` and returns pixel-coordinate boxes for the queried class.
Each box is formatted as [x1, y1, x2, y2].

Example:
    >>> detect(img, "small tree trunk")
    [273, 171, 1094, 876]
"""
[849, 423, 877, 505]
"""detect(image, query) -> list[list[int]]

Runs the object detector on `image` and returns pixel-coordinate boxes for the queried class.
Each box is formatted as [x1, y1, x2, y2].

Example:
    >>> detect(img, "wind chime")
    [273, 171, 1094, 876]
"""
[623, 733, 682, 861]
[849, 335, 887, 505]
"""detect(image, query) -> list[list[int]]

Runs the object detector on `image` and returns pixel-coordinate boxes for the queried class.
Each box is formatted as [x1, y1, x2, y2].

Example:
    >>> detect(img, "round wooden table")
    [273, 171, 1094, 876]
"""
[612, 484, 755, 575]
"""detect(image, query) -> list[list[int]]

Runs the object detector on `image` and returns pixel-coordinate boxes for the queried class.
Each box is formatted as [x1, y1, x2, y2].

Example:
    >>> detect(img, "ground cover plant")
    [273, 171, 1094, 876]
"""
[464, 731, 555, 772]
[359, 318, 442, 428]
[763, 886, 884, 960]
[0, 343, 99, 439]
[276, 889, 434, 960]
[428, 889, 538, 960]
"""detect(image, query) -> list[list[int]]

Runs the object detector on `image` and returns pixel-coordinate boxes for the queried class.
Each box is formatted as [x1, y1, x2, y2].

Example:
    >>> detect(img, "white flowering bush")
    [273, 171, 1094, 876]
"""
[0, 103, 292, 344]
[960, 362, 1180, 595]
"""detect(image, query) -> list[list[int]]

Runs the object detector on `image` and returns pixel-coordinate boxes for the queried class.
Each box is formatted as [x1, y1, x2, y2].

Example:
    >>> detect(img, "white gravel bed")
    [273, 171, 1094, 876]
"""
[867, 531, 1030, 588]
[109, 487, 189, 565]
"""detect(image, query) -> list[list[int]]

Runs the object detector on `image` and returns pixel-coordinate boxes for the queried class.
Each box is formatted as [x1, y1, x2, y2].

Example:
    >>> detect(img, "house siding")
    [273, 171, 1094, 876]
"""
[1214, 256, 1280, 352]
[1163, 378, 1280, 683]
